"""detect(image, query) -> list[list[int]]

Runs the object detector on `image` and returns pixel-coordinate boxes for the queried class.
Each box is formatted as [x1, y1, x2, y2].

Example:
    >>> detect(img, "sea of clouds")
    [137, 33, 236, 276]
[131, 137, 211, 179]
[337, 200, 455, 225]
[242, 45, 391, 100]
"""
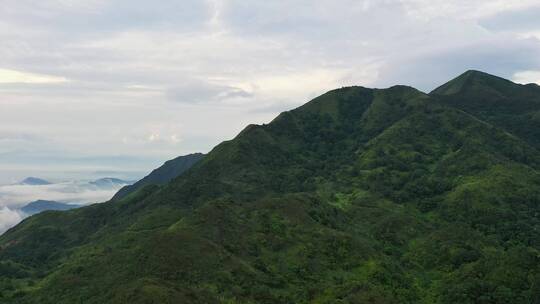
[0, 179, 129, 234]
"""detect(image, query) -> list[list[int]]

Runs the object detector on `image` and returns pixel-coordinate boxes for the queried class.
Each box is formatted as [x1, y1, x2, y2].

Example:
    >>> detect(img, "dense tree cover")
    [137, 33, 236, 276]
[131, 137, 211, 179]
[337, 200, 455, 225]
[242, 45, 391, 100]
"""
[1, 71, 540, 303]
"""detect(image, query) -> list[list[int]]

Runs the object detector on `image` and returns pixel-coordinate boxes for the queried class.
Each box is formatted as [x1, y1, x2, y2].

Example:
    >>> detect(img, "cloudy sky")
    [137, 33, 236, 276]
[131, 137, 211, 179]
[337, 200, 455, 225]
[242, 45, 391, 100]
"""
[1, 0, 540, 185]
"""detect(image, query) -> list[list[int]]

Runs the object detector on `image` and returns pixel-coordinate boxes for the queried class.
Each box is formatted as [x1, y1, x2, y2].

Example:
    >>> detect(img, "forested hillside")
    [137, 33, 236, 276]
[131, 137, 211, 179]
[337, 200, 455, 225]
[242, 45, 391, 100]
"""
[1, 71, 540, 303]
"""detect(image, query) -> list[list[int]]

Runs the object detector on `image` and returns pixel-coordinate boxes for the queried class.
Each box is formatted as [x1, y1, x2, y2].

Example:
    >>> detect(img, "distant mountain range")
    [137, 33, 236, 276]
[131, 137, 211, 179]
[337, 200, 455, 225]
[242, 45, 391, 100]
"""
[3, 71, 540, 303]
[9, 166, 199, 216]
[8, 177, 132, 216]
[16, 177, 130, 188]
[20, 200, 79, 216]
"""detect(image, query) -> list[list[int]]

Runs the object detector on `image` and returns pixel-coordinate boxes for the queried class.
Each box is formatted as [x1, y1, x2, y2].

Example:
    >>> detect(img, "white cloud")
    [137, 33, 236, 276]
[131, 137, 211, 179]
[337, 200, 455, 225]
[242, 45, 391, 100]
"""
[0, 178, 128, 234]
[400, 0, 540, 20]
[0, 181, 124, 209]
[512, 70, 540, 85]
[0, 207, 23, 234]
[0, 68, 68, 84]
[233, 67, 379, 103]
[517, 31, 540, 40]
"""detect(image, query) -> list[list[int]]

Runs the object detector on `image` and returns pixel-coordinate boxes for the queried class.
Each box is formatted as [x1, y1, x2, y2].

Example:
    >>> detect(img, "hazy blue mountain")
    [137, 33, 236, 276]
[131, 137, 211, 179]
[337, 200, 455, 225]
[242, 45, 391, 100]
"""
[112, 153, 204, 200]
[20, 200, 79, 215]
[18, 177, 51, 186]
[89, 178, 131, 189]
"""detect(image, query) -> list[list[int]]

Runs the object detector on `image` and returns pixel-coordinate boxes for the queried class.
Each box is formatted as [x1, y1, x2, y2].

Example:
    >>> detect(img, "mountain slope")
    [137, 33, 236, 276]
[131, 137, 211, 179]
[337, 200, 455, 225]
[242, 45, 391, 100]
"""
[431, 70, 540, 148]
[112, 153, 204, 200]
[2, 73, 540, 303]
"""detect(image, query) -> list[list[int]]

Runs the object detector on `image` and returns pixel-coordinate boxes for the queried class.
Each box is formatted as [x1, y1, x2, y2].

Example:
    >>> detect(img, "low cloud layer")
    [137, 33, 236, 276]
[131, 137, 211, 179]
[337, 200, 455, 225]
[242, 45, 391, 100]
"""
[0, 178, 127, 233]
[1, 1, 540, 182]
[0, 182, 123, 208]
[0, 207, 23, 234]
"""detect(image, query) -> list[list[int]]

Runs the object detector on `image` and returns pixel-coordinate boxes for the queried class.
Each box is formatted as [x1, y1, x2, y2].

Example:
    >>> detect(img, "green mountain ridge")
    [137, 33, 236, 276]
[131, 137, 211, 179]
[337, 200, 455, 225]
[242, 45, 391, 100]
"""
[112, 153, 205, 201]
[431, 70, 540, 148]
[2, 71, 540, 303]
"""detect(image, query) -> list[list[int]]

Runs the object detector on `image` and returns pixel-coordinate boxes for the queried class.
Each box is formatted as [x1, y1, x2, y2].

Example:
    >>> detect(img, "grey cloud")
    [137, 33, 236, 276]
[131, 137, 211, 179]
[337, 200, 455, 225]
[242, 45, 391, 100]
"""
[167, 80, 252, 103]
[479, 6, 540, 32]
[373, 37, 540, 91]
[220, 1, 400, 38]
[222, 88, 254, 99]
[1, 0, 211, 34]
[248, 101, 300, 114]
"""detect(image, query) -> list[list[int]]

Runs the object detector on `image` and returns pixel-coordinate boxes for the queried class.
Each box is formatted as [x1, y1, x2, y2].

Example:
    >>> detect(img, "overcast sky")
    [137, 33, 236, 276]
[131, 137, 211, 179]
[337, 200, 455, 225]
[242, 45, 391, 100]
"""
[1, 0, 540, 184]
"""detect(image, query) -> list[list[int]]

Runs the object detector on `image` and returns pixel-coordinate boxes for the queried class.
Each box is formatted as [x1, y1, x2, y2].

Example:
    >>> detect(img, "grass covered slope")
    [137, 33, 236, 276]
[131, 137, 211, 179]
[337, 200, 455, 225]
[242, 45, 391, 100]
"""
[2, 72, 540, 303]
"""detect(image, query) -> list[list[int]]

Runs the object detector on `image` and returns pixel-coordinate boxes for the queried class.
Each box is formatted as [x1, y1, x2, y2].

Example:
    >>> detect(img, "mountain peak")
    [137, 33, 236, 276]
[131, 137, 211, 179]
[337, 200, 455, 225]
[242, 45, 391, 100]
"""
[429, 70, 540, 149]
[462, 69, 491, 77]
[18, 177, 51, 186]
[430, 69, 518, 96]
[460, 69, 515, 82]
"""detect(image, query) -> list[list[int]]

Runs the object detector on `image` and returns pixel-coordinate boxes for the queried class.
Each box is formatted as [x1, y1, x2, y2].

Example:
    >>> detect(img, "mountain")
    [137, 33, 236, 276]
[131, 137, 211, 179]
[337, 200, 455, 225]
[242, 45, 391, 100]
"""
[2, 71, 540, 303]
[20, 200, 80, 216]
[89, 178, 131, 189]
[431, 70, 540, 148]
[112, 153, 204, 200]
[18, 177, 51, 186]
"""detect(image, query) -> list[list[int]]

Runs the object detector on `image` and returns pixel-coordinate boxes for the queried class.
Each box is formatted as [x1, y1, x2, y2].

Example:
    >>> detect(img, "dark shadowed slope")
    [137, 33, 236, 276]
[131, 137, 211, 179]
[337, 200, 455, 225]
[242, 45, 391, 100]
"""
[2, 73, 540, 303]
[112, 153, 205, 200]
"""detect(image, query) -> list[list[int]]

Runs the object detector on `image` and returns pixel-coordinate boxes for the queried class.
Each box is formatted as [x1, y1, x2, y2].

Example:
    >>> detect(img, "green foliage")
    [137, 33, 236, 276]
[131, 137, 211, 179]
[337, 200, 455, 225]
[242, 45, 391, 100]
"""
[2, 71, 540, 303]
